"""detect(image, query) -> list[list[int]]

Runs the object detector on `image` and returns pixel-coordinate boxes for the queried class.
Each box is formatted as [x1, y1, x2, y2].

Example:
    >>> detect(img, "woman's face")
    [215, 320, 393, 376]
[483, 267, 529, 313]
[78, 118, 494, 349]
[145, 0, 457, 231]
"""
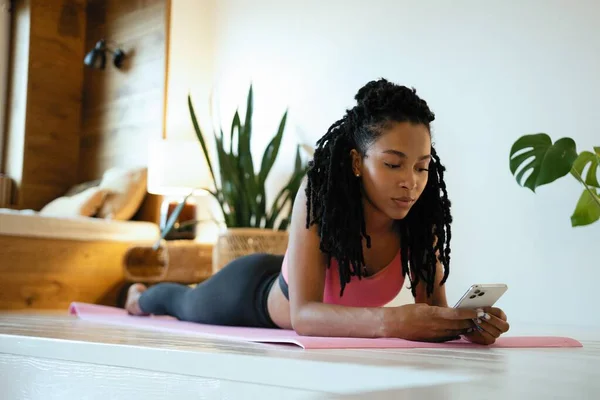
[351, 121, 432, 221]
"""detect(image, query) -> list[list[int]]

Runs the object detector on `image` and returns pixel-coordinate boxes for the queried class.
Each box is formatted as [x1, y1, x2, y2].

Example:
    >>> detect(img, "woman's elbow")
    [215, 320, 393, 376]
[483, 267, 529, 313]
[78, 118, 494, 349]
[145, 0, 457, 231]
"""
[290, 305, 319, 336]
[291, 320, 313, 336]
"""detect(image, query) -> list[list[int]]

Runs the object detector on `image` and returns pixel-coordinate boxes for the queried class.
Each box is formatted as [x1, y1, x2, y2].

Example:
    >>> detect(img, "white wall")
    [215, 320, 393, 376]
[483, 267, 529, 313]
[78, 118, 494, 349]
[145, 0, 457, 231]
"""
[167, 0, 600, 328]
[165, 0, 216, 141]
[165, 0, 220, 240]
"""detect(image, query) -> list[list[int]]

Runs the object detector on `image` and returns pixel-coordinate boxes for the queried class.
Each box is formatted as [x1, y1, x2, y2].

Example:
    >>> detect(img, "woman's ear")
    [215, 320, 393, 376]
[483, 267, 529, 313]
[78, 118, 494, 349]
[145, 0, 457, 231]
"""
[349, 149, 362, 177]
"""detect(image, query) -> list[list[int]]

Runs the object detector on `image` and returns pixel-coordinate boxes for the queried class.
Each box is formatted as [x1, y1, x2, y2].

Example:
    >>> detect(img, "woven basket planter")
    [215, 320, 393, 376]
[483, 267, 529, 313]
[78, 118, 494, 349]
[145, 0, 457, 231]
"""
[212, 228, 289, 273]
[123, 240, 213, 284]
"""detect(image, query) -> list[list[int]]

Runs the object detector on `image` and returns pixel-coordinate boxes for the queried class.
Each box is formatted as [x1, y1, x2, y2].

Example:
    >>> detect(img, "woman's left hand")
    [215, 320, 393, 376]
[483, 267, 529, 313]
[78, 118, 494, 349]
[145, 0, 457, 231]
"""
[462, 307, 510, 345]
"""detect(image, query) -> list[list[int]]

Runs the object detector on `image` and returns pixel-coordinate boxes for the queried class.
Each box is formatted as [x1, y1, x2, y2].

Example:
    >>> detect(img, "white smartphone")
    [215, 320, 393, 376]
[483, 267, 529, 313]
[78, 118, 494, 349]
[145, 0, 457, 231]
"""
[453, 284, 508, 309]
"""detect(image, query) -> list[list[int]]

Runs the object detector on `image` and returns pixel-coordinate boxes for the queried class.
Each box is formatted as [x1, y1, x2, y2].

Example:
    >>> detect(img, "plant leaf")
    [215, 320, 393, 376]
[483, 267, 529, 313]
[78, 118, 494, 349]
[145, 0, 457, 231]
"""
[230, 110, 241, 155]
[509, 133, 578, 192]
[595, 146, 600, 157]
[214, 132, 244, 226]
[188, 95, 217, 188]
[258, 111, 288, 187]
[571, 151, 599, 188]
[570, 189, 600, 227]
[266, 188, 292, 229]
[188, 85, 305, 230]
[154, 192, 193, 249]
[243, 84, 254, 145]
[300, 143, 315, 158]
[257, 111, 288, 223]
[237, 85, 257, 224]
[294, 143, 302, 173]
[206, 188, 231, 226]
[277, 216, 291, 231]
[266, 168, 305, 228]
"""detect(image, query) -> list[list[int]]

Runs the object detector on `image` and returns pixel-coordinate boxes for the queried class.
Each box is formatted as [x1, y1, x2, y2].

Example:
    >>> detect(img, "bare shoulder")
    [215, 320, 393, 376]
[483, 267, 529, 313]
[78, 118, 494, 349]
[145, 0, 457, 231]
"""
[286, 176, 328, 307]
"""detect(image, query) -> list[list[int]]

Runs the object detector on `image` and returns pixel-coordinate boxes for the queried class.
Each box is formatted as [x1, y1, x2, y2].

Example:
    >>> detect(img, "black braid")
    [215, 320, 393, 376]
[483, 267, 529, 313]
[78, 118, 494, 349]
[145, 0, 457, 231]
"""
[305, 78, 452, 297]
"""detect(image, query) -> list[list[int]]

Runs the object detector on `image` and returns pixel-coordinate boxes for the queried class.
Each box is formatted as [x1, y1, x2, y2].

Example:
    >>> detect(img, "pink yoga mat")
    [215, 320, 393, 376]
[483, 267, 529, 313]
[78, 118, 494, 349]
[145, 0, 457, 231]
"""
[69, 302, 582, 350]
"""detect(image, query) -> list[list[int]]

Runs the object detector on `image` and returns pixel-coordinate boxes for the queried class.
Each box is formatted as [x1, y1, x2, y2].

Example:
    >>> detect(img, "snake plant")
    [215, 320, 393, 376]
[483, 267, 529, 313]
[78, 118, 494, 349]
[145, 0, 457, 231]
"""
[509, 133, 599, 227]
[158, 86, 309, 244]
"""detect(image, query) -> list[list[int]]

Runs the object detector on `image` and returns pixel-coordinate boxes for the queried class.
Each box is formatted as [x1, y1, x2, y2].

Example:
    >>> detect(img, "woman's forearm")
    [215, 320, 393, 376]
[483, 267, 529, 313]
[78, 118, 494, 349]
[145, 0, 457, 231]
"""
[291, 301, 397, 338]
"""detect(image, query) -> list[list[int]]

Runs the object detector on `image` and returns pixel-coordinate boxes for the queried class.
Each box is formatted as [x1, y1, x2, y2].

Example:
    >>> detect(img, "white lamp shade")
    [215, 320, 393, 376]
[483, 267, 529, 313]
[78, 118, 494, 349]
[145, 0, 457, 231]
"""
[147, 138, 214, 197]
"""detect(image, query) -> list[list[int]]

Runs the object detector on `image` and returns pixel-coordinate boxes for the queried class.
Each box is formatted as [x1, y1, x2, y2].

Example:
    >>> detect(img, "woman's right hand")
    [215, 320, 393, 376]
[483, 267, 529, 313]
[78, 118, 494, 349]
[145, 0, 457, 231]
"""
[386, 304, 478, 342]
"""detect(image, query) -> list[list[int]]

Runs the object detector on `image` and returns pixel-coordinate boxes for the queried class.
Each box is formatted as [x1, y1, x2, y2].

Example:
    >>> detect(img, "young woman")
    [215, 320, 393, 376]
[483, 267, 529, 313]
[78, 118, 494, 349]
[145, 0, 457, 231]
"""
[126, 78, 509, 345]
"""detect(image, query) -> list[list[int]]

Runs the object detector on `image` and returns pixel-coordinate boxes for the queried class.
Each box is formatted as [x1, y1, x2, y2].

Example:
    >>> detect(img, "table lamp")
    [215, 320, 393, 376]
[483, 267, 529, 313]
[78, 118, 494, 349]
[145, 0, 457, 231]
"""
[147, 138, 214, 240]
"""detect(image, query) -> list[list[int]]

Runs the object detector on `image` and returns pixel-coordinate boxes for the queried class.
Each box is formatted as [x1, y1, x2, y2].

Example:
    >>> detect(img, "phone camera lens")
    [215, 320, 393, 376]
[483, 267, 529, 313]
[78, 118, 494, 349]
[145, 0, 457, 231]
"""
[469, 295, 476, 299]
[478, 292, 485, 296]
[474, 290, 480, 294]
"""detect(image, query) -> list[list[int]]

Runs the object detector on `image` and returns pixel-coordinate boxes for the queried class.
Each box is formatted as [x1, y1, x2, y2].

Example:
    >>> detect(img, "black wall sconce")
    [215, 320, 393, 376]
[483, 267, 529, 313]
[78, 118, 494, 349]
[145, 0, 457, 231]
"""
[84, 39, 126, 69]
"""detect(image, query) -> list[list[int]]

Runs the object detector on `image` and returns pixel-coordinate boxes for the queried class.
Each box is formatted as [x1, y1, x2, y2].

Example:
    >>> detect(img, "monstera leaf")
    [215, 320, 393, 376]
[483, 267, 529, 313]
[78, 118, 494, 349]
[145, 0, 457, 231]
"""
[571, 150, 600, 188]
[509, 133, 578, 192]
[571, 188, 600, 227]
[509, 133, 600, 227]
[570, 148, 600, 226]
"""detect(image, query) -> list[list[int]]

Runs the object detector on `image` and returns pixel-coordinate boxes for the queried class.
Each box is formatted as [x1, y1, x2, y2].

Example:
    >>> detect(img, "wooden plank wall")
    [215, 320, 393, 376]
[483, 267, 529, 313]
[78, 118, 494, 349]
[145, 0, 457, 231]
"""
[2, 0, 168, 220]
[4, 0, 87, 211]
[79, 0, 168, 182]
[0, 0, 169, 310]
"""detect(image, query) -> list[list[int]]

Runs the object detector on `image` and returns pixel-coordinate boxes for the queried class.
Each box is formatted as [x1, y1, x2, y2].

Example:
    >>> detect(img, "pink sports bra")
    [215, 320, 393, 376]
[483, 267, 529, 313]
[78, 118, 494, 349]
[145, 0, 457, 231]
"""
[278, 250, 404, 307]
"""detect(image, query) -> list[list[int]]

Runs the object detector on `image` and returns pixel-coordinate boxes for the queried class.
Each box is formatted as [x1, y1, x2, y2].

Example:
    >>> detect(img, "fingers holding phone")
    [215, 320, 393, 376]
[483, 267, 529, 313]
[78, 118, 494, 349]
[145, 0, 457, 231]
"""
[465, 307, 510, 345]
[453, 284, 510, 345]
[484, 306, 508, 322]
[478, 307, 510, 335]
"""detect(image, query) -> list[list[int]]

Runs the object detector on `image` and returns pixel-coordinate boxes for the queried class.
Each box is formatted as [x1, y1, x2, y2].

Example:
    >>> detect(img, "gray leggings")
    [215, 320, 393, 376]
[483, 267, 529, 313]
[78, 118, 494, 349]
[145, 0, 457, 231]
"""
[137, 253, 284, 328]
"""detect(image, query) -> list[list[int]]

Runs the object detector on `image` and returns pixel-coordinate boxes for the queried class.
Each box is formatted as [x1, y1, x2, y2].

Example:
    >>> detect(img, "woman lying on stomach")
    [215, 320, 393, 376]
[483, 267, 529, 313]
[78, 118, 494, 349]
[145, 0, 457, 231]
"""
[125, 78, 509, 345]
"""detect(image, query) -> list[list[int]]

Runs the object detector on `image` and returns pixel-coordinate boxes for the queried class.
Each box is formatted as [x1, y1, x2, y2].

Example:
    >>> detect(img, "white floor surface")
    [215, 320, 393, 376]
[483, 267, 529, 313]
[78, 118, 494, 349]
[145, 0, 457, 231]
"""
[0, 313, 598, 399]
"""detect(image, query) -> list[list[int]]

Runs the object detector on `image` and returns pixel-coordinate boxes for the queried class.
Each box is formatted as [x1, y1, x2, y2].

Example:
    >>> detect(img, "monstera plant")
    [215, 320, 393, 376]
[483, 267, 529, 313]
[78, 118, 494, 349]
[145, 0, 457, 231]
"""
[509, 133, 599, 227]
[159, 85, 309, 245]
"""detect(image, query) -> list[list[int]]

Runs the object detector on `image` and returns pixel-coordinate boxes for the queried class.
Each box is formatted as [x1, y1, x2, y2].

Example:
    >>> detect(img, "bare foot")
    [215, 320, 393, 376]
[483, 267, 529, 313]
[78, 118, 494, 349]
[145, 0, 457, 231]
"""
[125, 283, 148, 316]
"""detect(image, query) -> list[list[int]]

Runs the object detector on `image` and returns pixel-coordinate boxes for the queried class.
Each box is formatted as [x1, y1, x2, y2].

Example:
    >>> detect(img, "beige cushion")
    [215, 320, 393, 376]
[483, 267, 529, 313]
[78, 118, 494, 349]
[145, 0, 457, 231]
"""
[96, 167, 148, 220]
[64, 179, 101, 197]
[40, 187, 110, 218]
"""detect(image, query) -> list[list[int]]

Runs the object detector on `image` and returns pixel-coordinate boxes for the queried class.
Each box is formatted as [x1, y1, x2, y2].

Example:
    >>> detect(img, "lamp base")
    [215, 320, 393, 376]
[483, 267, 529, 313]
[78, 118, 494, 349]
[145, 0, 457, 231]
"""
[159, 198, 197, 241]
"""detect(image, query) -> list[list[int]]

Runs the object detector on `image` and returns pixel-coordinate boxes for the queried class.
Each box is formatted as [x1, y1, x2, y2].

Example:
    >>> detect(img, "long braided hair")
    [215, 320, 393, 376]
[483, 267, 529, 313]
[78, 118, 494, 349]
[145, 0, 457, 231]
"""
[305, 78, 452, 298]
